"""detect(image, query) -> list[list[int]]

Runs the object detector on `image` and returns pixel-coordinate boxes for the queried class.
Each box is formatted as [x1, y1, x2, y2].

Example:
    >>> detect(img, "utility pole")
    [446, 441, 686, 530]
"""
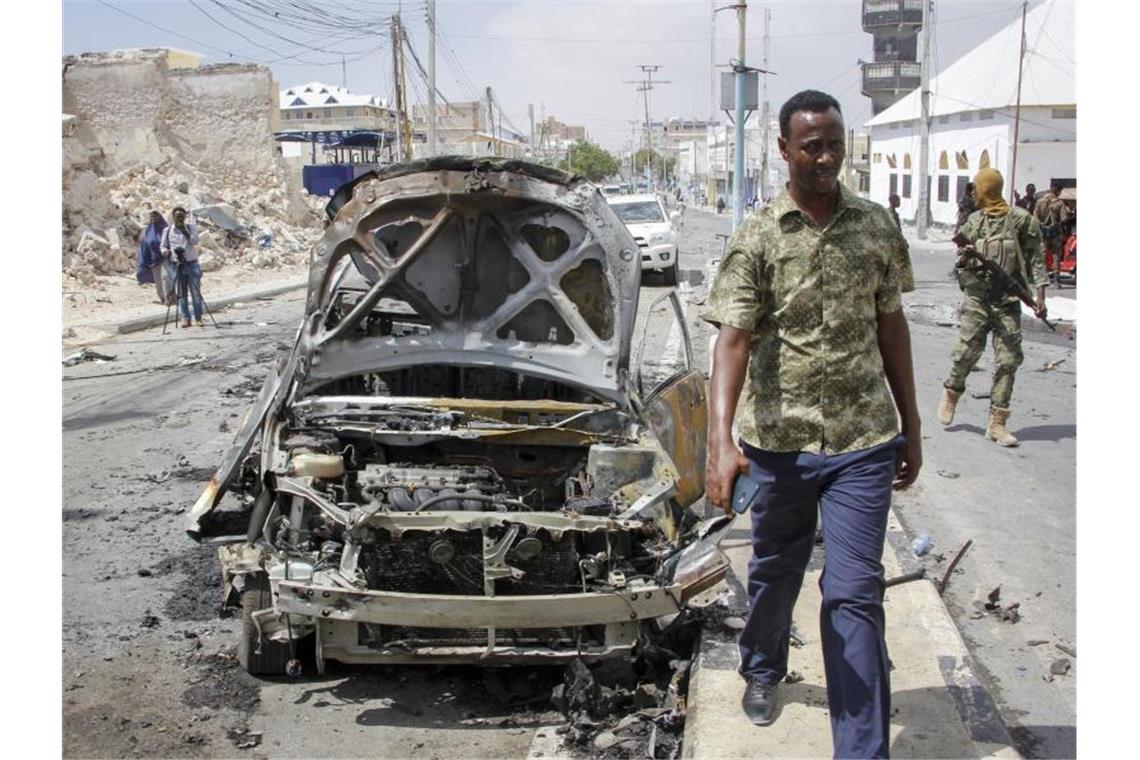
[341, 55, 347, 89]
[485, 86, 495, 155]
[710, 0, 717, 122]
[625, 65, 670, 188]
[1009, 0, 1029, 205]
[760, 6, 770, 202]
[917, 0, 933, 239]
[528, 103, 535, 159]
[427, 0, 437, 158]
[391, 16, 405, 161]
[732, 1, 747, 230]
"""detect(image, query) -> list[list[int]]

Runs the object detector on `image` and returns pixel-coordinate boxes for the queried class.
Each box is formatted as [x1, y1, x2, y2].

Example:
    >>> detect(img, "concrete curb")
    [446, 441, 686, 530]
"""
[92, 279, 307, 336]
[682, 507, 1020, 759]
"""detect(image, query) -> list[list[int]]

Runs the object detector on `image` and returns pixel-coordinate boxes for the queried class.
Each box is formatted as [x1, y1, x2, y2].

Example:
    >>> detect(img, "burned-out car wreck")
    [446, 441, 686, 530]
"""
[188, 157, 728, 675]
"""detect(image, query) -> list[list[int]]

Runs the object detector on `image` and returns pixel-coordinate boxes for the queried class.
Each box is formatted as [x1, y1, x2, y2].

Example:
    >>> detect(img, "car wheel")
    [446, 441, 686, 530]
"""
[662, 258, 679, 286]
[238, 574, 307, 676]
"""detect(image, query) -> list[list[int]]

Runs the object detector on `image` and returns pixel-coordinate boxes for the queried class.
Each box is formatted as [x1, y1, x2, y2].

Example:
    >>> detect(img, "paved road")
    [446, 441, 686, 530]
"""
[61, 204, 1074, 759]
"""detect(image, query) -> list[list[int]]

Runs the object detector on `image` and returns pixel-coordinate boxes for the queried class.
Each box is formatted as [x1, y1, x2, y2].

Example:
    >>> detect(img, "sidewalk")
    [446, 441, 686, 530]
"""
[682, 508, 1020, 759]
[64, 274, 307, 345]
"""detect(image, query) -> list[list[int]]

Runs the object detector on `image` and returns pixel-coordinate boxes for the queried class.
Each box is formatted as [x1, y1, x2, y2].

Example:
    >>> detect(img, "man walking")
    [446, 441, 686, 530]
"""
[703, 90, 921, 758]
[1032, 181, 1071, 286]
[938, 168, 1048, 447]
[887, 193, 902, 228]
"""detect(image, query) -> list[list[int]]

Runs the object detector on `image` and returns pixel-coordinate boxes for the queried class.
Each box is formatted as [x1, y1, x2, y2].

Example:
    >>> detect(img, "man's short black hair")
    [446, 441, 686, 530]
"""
[1026, 183, 1036, 192]
[779, 90, 842, 138]
[172, 205, 187, 215]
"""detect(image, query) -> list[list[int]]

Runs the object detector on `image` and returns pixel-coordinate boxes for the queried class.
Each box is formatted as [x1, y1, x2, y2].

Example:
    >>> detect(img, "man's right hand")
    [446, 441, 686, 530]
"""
[706, 438, 750, 516]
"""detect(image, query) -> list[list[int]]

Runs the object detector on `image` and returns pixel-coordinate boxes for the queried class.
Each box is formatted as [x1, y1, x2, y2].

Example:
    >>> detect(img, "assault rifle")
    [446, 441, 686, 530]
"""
[952, 233, 1056, 331]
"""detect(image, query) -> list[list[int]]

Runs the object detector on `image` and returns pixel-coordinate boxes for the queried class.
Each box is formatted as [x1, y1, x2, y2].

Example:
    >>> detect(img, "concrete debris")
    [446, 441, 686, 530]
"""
[64, 348, 117, 366]
[784, 670, 805, 684]
[1027, 639, 1049, 646]
[936, 470, 960, 479]
[1049, 658, 1071, 676]
[1036, 359, 1066, 372]
[975, 586, 1022, 624]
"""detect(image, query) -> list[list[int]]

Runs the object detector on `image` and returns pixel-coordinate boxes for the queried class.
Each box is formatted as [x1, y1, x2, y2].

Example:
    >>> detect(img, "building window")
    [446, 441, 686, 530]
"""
[324, 108, 332, 117]
[902, 175, 912, 199]
[889, 173, 898, 196]
[346, 108, 355, 117]
[956, 151, 969, 170]
[283, 112, 291, 120]
[938, 150, 949, 170]
[937, 175, 950, 202]
[859, 173, 870, 193]
[873, 152, 882, 163]
[957, 176, 970, 202]
[1052, 107, 1076, 119]
[979, 149, 991, 168]
[959, 112, 973, 122]
[305, 111, 313, 119]
[886, 154, 897, 169]
[979, 109, 995, 120]
[903, 152, 912, 170]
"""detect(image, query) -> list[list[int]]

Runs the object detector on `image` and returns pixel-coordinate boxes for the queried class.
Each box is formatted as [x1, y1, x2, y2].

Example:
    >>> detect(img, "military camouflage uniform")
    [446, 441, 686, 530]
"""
[944, 207, 1047, 409]
[702, 183, 912, 454]
[1032, 191, 1072, 276]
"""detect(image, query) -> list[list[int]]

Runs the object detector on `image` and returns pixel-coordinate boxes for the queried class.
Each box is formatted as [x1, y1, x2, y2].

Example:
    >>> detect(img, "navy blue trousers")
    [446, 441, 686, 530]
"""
[737, 437, 898, 759]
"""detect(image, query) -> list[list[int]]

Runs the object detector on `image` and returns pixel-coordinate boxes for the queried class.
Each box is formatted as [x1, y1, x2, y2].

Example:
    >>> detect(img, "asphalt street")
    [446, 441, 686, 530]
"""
[60, 202, 1075, 758]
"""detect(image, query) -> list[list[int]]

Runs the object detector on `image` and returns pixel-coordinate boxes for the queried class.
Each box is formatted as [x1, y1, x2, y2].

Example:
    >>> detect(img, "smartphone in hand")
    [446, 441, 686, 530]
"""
[731, 471, 760, 514]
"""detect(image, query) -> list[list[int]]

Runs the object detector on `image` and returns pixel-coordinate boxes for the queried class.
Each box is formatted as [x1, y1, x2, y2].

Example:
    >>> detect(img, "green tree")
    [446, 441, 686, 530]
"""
[558, 140, 621, 183]
[633, 149, 676, 184]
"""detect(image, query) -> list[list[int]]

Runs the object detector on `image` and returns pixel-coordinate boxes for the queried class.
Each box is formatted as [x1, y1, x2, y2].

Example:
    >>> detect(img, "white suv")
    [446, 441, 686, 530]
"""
[607, 194, 680, 285]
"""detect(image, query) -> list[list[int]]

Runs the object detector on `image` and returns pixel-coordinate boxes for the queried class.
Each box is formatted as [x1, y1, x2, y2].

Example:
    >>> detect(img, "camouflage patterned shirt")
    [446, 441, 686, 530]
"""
[958, 207, 1048, 299]
[702, 184, 910, 454]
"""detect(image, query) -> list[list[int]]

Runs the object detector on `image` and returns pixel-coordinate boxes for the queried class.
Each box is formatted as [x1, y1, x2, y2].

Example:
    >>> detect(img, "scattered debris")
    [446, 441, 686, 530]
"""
[1027, 639, 1049, 647]
[63, 348, 117, 366]
[938, 539, 973, 596]
[1036, 359, 1066, 372]
[936, 470, 961, 479]
[137, 568, 153, 578]
[784, 670, 804, 684]
[227, 727, 263, 749]
[1049, 658, 1071, 676]
[970, 392, 991, 400]
[140, 611, 161, 629]
[885, 569, 926, 588]
[976, 587, 1021, 623]
[1055, 642, 1076, 659]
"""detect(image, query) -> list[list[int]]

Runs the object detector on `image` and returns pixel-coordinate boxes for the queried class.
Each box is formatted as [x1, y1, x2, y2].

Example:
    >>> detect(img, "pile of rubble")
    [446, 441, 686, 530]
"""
[62, 152, 326, 288]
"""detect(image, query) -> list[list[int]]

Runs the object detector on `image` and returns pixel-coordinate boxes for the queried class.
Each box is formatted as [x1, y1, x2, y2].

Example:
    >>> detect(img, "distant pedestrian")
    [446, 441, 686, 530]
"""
[136, 210, 170, 304]
[677, 198, 686, 227]
[1017, 183, 1037, 212]
[161, 206, 204, 328]
[716, 196, 726, 214]
[888, 193, 902, 229]
[955, 182, 977, 233]
[1032, 181, 1072, 285]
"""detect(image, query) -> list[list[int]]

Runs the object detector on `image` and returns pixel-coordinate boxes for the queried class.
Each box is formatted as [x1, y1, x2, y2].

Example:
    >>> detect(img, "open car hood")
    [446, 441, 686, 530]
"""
[303, 157, 642, 403]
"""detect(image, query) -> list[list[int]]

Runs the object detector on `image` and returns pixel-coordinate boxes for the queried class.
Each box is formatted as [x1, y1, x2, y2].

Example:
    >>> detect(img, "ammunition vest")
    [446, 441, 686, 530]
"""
[957, 213, 1024, 299]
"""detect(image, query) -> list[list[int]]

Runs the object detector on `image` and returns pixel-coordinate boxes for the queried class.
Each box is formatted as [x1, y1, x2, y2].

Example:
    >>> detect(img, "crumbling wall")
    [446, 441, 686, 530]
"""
[61, 50, 312, 278]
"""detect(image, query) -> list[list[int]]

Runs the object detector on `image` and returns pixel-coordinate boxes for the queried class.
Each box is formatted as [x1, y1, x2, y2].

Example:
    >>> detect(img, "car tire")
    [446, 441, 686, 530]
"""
[662, 258, 679, 286]
[238, 574, 304, 676]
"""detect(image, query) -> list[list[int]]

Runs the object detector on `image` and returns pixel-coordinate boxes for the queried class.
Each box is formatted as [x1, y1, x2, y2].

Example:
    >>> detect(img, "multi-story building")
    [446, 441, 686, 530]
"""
[708, 114, 785, 207]
[410, 100, 527, 159]
[277, 82, 396, 163]
[861, 0, 924, 116]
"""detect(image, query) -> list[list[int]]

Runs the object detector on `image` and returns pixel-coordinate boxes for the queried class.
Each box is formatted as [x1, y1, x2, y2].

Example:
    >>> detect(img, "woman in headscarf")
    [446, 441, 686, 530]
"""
[136, 210, 171, 304]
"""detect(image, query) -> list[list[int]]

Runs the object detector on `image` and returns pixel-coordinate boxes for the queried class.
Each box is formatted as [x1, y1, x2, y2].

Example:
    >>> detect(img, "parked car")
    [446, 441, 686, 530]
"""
[186, 157, 727, 675]
[607, 194, 681, 286]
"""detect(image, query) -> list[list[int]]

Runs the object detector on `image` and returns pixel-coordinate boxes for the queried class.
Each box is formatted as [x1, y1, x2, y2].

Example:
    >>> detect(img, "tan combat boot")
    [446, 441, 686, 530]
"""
[985, 407, 1019, 447]
[938, 387, 962, 425]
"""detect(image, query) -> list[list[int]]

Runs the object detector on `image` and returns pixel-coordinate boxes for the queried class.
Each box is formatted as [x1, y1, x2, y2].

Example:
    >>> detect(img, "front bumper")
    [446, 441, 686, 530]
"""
[639, 243, 677, 271]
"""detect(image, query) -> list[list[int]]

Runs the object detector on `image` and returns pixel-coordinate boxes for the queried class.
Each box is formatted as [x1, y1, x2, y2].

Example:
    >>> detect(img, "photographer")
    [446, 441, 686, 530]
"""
[160, 206, 204, 328]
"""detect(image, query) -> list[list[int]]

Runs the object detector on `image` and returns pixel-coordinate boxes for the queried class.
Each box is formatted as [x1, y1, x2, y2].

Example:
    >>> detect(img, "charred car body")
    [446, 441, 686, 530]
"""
[188, 157, 728, 675]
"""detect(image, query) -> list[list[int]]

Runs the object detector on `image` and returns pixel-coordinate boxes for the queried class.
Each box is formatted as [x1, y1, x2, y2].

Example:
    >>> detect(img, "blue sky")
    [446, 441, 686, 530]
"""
[62, 1, 1049, 150]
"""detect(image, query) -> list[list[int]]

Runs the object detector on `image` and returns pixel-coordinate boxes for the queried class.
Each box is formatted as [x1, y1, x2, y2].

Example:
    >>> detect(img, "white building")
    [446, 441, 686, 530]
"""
[864, 0, 1074, 227]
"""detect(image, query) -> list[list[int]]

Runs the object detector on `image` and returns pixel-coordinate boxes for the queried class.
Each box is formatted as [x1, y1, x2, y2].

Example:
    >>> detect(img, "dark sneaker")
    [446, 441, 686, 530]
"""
[741, 678, 778, 725]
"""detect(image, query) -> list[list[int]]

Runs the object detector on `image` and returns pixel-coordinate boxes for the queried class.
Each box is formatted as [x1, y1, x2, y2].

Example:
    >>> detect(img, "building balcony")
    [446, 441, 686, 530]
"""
[861, 61, 922, 97]
[862, 0, 924, 30]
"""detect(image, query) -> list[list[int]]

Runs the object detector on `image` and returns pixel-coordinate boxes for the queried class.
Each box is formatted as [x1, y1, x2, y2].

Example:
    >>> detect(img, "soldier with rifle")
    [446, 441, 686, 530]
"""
[938, 168, 1049, 447]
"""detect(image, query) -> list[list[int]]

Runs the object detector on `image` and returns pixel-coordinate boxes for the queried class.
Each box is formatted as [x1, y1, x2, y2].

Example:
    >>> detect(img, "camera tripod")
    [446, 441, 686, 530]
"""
[162, 257, 218, 334]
